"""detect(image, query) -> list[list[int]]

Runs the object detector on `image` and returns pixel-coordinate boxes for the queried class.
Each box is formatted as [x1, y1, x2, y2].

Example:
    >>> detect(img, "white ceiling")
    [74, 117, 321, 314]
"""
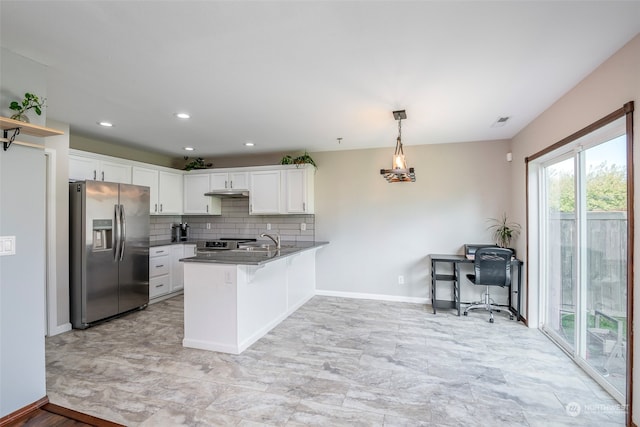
[1, 1, 639, 159]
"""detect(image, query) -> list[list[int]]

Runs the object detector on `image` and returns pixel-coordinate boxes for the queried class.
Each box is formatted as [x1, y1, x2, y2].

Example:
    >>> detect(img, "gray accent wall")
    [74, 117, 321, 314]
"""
[0, 145, 47, 416]
[0, 47, 48, 417]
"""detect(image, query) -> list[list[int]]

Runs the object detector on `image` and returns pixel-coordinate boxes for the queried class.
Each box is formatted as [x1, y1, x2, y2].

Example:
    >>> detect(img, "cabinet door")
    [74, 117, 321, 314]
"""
[171, 245, 185, 292]
[184, 174, 221, 214]
[69, 155, 99, 181]
[229, 172, 249, 189]
[158, 171, 183, 214]
[210, 173, 229, 190]
[183, 244, 197, 257]
[285, 168, 307, 213]
[132, 167, 159, 214]
[101, 160, 132, 184]
[249, 170, 281, 214]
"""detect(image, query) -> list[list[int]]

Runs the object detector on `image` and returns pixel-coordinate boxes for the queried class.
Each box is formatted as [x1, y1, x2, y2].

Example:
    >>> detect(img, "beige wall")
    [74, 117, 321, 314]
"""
[313, 139, 512, 301]
[510, 34, 639, 419]
[45, 120, 71, 335]
[70, 134, 175, 167]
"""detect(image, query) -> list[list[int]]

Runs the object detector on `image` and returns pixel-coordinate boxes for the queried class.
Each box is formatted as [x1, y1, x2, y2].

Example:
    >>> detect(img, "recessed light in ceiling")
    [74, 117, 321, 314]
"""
[184, 147, 195, 151]
[175, 113, 190, 119]
[98, 121, 113, 127]
[244, 142, 255, 147]
[491, 116, 511, 128]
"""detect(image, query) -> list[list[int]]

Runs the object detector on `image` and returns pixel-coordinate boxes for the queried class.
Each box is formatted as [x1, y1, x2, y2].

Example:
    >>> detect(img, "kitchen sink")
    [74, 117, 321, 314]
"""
[233, 245, 275, 252]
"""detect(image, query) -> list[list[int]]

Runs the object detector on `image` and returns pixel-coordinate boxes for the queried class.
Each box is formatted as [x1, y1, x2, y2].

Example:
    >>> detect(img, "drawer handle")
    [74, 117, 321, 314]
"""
[156, 264, 164, 268]
[156, 250, 165, 254]
[155, 284, 164, 288]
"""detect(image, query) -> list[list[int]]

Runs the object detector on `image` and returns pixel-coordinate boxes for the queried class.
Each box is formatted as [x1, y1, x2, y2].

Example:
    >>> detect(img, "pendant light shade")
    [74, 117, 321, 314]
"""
[380, 110, 415, 182]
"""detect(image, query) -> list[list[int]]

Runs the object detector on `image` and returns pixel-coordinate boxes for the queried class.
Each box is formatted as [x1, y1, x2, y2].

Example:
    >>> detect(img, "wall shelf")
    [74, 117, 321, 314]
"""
[0, 116, 64, 151]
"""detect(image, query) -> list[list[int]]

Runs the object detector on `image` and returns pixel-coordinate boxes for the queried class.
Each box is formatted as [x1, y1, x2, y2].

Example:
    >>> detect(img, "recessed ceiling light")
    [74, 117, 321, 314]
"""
[184, 147, 195, 151]
[175, 113, 190, 119]
[244, 142, 255, 147]
[98, 121, 113, 127]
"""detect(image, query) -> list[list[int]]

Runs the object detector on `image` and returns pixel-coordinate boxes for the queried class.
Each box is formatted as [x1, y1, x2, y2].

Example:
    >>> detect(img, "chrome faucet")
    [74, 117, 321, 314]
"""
[260, 233, 281, 249]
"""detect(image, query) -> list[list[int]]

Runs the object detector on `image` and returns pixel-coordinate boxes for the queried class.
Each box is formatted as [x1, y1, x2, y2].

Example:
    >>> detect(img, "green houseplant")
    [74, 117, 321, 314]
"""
[183, 157, 213, 171]
[9, 92, 46, 122]
[487, 213, 521, 248]
[281, 151, 317, 169]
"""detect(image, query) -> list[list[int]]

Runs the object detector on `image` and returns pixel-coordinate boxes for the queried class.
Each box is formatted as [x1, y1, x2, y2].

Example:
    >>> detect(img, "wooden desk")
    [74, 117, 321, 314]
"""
[430, 254, 523, 320]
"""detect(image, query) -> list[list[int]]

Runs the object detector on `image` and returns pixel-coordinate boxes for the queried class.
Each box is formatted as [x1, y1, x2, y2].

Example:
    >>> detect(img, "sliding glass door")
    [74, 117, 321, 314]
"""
[543, 156, 576, 352]
[539, 117, 628, 402]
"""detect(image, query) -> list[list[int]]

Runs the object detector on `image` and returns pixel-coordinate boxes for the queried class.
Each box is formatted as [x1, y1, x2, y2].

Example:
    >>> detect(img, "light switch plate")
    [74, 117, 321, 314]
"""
[0, 236, 16, 256]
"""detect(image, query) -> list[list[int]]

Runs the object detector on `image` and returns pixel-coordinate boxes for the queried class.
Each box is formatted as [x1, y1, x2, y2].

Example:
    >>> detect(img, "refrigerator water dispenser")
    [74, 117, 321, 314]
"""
[92, 219, 113, 251]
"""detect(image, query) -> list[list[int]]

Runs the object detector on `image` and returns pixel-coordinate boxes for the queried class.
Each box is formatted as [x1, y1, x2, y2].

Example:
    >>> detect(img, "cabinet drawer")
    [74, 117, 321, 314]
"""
[149, 276, 170, 298]
[150, 246, 170, 257]
[149, 255, 170, 277]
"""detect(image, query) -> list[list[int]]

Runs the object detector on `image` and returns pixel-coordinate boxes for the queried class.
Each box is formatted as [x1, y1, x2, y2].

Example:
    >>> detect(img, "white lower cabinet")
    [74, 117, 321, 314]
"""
[170, 244, 193, 292]
[150, 244, 196, 301]
[149, 246, 171, 299]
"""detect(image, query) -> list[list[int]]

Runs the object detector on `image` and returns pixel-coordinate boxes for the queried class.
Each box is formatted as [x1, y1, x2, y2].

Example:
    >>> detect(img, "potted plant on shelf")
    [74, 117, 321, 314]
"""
[9, 92, 46, 122]
[487, 213, 521, 249]
[281, 151, 317, 169]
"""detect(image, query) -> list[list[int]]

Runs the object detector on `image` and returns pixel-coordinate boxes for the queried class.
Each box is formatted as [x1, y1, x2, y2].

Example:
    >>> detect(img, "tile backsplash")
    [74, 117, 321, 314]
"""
[149, 198, 314, 242]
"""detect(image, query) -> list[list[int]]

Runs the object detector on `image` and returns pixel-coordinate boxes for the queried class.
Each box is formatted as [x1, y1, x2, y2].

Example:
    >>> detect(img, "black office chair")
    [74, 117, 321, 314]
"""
[463, 247, 514, 323]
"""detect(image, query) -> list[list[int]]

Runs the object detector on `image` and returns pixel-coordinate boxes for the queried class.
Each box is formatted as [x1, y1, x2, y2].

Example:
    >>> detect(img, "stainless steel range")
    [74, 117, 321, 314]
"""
[196, 238, 256, 253]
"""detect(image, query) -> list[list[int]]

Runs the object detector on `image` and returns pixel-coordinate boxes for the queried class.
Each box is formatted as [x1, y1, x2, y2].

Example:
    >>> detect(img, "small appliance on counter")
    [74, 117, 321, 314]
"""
[196, 238, 257, 253]
[172, 222, 190, 242]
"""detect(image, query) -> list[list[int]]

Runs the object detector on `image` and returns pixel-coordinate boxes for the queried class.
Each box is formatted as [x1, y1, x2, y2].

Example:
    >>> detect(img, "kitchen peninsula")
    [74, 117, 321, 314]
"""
[181, 241, 328, 354]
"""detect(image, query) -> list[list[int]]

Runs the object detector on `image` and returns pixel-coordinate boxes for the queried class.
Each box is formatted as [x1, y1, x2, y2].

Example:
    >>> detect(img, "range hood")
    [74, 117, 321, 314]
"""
[204, 189, 249, 198]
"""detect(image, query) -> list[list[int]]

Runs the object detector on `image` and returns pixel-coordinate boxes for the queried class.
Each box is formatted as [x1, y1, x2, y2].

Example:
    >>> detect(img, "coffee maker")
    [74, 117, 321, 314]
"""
[171, 223, 190, 242]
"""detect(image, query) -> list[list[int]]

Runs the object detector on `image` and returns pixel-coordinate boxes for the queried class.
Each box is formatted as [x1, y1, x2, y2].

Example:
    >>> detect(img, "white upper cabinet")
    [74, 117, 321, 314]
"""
[249, 170, 281, 214]
[69, 154, 131, 184]
[285, 166, 314, 214]
[132, 167, 183, 215]
[132, 166, 160, 214]
[210, 171, 249, 190]
[158, 171, 183, 215]
[183, 173, 221, 215]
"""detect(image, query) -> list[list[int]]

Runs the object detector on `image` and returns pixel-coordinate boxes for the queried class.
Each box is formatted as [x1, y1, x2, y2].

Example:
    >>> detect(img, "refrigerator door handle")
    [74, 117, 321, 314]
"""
[119, 204, 126, 261]
[114, 204, 122, 261]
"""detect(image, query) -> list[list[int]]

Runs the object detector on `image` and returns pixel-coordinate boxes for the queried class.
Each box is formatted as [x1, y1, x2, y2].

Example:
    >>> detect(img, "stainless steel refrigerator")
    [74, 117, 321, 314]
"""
[69, 181, 150, 329]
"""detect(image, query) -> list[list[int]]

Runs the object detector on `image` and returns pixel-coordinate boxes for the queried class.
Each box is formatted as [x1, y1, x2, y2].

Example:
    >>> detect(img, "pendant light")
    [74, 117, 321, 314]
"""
[380, 110, 415, 182]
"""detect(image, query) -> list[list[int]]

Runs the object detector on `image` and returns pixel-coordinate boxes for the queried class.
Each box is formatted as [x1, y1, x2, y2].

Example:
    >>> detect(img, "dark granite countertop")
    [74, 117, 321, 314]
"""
[150, 239, 199, 247]
[180, 241, 328, 266]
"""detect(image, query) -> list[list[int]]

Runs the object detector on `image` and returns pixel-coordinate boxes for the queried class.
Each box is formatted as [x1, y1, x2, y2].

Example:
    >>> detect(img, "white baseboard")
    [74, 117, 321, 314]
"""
[48, 322, 72, 336]
[315, 289, 428, 304]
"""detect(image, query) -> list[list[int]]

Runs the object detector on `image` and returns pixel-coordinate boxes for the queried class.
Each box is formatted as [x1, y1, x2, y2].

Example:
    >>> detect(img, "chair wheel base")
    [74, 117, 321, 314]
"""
[463, 312, 468, 316]
[489, 318, 494, 323]
[509, 315, 514, 320]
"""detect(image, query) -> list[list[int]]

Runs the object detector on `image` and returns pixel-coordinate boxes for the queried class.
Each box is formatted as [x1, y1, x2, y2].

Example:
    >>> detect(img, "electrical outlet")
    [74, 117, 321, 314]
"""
[398, 275, 405, 285]
[206, 223, 211, 230]
[267, 223, 271, 230]
[301, 223, 306, 231]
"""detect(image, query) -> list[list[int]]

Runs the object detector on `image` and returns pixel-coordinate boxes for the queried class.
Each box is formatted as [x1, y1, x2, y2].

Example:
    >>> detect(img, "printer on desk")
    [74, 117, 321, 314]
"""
[464, 244, 498, 260]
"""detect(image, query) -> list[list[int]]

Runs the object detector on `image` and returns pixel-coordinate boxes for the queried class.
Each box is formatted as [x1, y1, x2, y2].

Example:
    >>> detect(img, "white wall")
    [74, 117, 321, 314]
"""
[510, 34, 640, 421]
[313, 139, 512, 301]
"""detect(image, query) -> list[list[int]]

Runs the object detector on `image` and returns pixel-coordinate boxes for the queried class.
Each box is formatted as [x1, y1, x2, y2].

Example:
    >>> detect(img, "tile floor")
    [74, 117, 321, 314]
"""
[46, 295, 626, 426]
